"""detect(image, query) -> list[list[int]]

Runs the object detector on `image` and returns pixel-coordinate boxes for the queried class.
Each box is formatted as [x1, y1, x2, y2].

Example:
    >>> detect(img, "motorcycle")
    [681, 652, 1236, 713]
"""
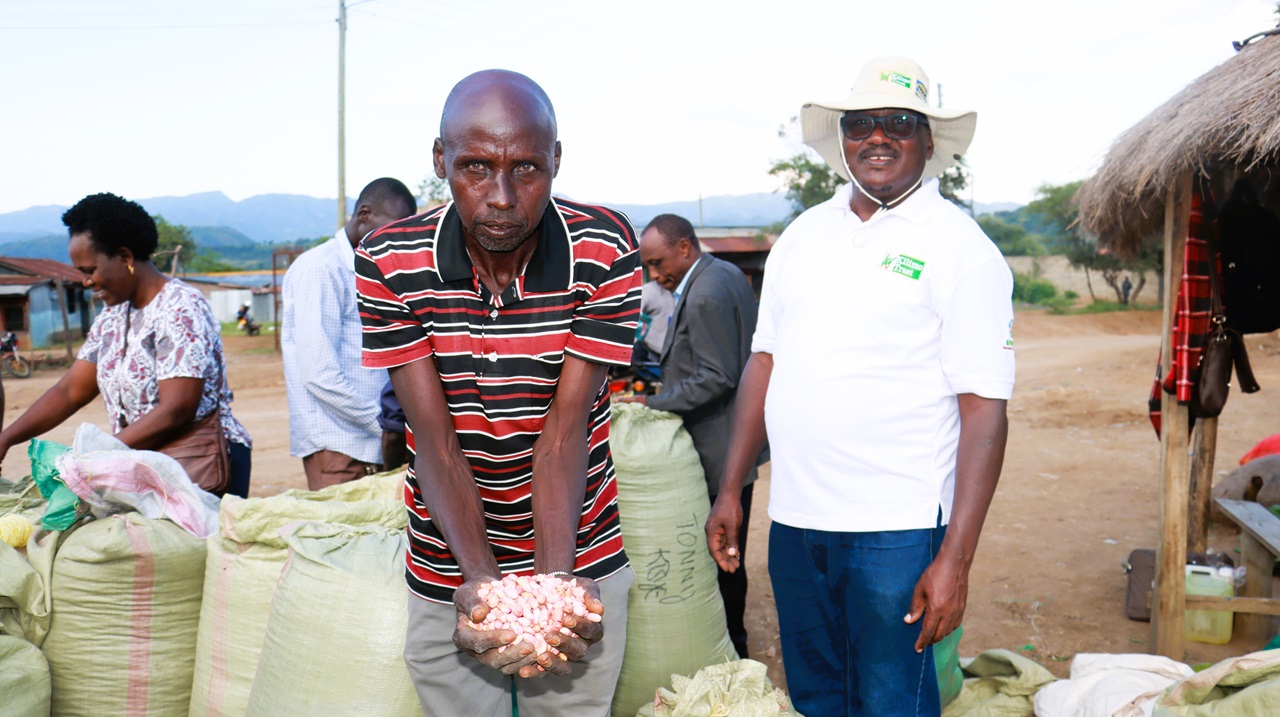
[0, 332, 32, 378]
[235, 305, 262, 336]
[237, 316, 262, 336]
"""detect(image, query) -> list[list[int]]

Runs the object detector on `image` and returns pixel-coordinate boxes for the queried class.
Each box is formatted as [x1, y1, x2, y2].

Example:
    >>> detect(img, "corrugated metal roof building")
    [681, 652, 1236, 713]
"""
[0, 257, 100, 349]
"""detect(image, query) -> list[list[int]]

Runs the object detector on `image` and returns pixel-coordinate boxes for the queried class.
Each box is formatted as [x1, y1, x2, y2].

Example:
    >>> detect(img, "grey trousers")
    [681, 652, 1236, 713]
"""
[403, 567, 634, 717]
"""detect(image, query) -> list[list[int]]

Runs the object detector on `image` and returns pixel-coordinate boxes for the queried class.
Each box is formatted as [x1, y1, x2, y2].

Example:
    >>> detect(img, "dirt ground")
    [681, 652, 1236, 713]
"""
[4, 309, 1280, 688]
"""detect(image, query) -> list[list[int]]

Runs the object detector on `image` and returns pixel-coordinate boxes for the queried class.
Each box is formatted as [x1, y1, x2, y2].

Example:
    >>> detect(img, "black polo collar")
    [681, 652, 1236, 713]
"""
[434, 199, 572, 293]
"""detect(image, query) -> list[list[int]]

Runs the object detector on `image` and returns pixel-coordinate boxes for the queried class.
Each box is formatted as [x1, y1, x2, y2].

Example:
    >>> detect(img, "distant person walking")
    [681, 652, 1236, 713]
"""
[282, 178, 416, 490]
[1122, 275, 1133, 305]
[706, 57, 1014, 716]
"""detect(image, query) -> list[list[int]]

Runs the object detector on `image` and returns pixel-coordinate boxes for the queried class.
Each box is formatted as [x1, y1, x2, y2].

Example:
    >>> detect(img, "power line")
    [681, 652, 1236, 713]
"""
[0, 20, 330, 29]
[0, 6, 330, 18]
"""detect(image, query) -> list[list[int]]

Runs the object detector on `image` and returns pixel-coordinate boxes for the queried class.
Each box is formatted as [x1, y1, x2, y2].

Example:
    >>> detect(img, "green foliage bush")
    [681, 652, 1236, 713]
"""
[977, 216, 1048, 256]
[1011, 271, 1059, 305]
[1075, 300, 1128, 314]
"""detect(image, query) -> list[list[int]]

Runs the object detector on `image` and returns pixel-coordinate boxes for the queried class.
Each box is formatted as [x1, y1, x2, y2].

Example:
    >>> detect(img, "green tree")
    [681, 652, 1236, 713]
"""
[769, 153, 844, 221]
[938, 157, 972, 212]
[1024, 180, 1158, 304]
[417, 176, 450, 208]
[153, 216, 234, 274]
[976, 215, 1047, 256]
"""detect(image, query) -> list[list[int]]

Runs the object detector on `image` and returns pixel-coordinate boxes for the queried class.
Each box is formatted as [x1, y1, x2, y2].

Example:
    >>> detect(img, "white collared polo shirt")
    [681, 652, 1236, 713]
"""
[754, 178, 1015, 533]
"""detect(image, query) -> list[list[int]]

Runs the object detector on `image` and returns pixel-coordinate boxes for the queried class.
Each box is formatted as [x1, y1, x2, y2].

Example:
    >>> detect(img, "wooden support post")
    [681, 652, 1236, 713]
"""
[1238, 533, 1276, 638]
[1153, 172, 1193, 659]
[1188, 416, 1218, 553]
[53, 279, 74, 364]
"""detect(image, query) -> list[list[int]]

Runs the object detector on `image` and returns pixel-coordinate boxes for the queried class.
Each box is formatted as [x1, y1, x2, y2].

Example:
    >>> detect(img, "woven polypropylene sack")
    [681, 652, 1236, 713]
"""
[188, 474, 407, 717]
[0, 634, 51, 717]
[609, 403, 737, 717]
[650, 659, 802, 717]
[244, 521, 418, 716]
[281, 467, 407, 502]
[40, 513, 206, 717]
[935, 625, 963, 707]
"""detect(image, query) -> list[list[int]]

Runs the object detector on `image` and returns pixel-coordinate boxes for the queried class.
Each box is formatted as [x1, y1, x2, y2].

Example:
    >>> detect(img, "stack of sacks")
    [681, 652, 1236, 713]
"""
[0, 476, 45, 548]
[0, 634, 50, 717]
[244, 521, 419, 715]
[31, 513, 207, 717]
[608, 403, 738, 717]
[0, 477, 52, 717]
[1113, 649, 1280, 717]
[189, 470, 408, 717]
[1034, 653, 1194, 717]
[1, 433, 237, 717]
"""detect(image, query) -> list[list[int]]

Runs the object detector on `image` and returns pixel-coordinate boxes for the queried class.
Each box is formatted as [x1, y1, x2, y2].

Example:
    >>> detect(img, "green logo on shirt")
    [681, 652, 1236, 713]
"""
[880, 253, 925, 280]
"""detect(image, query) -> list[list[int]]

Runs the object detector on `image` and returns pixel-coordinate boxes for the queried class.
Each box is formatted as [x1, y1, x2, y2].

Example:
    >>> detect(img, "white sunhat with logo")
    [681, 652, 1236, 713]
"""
[800, 56, 977, 185]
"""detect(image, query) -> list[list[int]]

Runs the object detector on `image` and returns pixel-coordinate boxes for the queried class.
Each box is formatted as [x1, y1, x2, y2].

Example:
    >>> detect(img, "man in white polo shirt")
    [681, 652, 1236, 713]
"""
[706, 57, 1014, 717]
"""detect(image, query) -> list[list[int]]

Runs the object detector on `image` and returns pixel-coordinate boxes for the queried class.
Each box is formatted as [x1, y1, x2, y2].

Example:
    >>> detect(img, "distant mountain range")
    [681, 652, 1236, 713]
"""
[0, 191, 1021, 265]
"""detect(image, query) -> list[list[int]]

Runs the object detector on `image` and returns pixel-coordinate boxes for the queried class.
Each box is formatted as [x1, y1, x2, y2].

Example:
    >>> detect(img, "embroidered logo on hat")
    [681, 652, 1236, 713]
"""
[880, 71, 913, 90]
[914, 79, 928, 102]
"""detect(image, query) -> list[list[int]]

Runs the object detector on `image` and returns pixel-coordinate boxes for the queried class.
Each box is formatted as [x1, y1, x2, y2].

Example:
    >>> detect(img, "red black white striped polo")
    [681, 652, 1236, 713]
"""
[356, 197, 640, 603]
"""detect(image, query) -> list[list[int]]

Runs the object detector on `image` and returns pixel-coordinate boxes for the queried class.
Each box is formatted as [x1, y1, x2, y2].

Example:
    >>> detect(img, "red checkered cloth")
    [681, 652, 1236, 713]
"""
[1149, 192, 1216, 438]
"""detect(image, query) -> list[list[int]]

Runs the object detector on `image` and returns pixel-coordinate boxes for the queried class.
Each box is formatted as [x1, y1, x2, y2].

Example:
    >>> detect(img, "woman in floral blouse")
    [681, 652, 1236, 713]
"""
[0, 193, 252, 497]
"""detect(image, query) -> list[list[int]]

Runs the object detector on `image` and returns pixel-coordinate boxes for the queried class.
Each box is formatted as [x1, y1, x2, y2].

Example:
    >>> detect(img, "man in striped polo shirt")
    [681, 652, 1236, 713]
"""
[356, 70, 640, 716]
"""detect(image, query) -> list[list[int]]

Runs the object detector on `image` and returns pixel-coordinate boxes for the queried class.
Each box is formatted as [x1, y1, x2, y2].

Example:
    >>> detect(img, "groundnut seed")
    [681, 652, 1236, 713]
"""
[471, 574, 594, 655]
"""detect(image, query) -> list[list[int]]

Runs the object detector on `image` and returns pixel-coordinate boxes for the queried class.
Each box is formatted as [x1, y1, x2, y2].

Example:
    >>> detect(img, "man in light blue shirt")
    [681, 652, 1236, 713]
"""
[282, 178, 416, 489]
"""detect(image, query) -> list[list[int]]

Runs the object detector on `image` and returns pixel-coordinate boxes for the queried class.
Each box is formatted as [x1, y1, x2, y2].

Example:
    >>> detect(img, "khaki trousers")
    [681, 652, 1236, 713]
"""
[302, 449, 377, 491]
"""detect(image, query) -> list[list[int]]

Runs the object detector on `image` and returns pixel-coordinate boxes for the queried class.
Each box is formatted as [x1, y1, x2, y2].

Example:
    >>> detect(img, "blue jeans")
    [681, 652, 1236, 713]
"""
[227, 441, 251, 499]
[769, 517, 947, 717]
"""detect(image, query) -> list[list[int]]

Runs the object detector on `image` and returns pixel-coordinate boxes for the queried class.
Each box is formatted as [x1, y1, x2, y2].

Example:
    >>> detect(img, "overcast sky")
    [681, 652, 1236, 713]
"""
[1, 0, 1276, 217]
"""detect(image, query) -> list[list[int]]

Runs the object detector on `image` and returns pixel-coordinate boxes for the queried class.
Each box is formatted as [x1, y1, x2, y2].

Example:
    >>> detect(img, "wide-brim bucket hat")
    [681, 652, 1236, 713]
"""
[800, 57, 976, 181]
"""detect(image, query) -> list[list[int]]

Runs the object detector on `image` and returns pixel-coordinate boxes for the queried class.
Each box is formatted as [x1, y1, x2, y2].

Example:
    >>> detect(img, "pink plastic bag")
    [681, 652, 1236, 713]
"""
[54, 423, 220, 538]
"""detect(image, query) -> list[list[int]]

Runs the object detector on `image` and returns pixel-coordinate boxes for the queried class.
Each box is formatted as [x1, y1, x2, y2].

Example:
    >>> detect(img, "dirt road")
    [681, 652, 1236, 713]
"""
[5, 309, 1279, 685]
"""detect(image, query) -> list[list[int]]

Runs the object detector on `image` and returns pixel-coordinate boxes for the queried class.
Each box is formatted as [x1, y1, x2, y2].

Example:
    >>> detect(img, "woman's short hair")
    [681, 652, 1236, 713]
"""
[62, 192, 158, 261]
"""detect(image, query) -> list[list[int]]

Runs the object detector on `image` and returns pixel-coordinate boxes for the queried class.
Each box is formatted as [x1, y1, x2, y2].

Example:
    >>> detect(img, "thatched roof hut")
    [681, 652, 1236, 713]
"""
[1076, 31, 1280, 254]
[1074, 26, 1280, 664]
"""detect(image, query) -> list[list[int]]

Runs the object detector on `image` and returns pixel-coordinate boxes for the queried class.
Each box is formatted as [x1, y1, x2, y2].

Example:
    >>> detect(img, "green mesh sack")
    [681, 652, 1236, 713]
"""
[244, 521, 418, 717]
[935, 625, 964, 708]
[609, 403, 737, 717]
[188, 472, 407, 717]
[0, 634, 51, 717]
[28, 439, 78, 531]
[38, 513, 206, 717]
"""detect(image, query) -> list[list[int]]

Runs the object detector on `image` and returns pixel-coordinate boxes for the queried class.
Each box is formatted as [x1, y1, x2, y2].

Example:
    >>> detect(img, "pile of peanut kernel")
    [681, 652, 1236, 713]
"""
[470, 574, 602, 661]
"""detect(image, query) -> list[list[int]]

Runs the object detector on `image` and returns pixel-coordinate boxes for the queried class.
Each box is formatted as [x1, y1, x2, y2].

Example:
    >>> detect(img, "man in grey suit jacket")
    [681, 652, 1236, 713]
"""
[622, 213, 759, 658]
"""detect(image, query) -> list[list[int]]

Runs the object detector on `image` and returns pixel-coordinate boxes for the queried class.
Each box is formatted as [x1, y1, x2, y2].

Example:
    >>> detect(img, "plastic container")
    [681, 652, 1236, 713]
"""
[1185, 565, 1234, 644]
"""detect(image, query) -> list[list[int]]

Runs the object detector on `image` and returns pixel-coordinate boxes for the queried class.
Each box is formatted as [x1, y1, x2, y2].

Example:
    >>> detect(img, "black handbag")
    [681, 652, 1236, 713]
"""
[1190, 224, 1261, 419]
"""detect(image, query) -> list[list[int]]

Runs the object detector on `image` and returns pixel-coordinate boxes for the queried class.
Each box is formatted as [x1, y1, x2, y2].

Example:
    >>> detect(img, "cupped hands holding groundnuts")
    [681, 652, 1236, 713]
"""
[452, 573, 605, 678]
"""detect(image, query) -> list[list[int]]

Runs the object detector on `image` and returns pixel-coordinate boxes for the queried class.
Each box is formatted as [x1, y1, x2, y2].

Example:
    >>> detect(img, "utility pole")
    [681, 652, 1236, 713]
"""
[337, 0, 348, 229]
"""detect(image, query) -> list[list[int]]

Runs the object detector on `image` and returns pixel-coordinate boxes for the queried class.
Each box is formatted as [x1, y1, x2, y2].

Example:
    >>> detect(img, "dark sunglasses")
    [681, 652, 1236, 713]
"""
[839, 112, 929, 141]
